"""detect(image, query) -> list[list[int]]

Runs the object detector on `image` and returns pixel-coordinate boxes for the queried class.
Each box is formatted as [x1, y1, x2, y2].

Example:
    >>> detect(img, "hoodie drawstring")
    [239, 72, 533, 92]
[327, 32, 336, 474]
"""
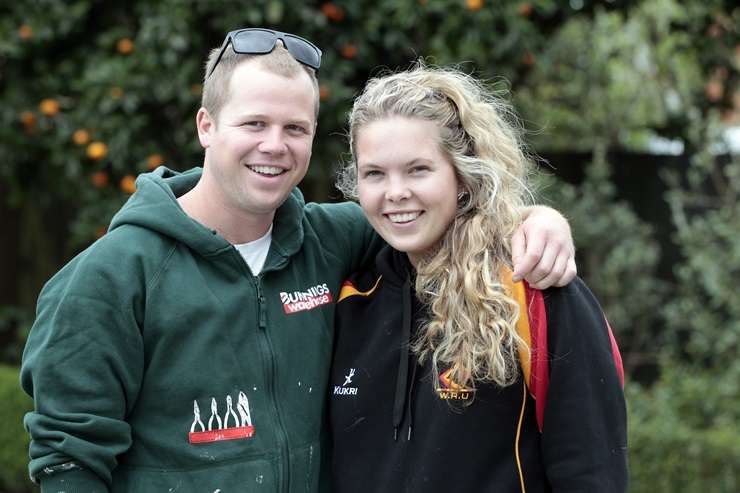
[406, 358, 418, 441]
[392, 276, 413, 441]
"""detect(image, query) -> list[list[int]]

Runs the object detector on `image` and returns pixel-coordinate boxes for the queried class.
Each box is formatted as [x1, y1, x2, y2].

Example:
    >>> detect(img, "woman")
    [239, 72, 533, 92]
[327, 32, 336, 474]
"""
[329, 65, 628, 492]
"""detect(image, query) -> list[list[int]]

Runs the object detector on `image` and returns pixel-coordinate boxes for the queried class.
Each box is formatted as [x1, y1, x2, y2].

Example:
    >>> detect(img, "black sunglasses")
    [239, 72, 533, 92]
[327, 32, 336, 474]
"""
[206, 28, 322, 78]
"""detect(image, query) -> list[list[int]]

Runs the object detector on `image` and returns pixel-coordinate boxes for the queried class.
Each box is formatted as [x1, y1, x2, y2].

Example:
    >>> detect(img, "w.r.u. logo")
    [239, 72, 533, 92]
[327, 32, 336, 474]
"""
[436, 368, 475, 401]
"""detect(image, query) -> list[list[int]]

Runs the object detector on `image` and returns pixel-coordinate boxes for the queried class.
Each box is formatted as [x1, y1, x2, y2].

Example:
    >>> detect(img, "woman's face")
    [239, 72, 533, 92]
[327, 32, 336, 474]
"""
[356, 116, 460, 266]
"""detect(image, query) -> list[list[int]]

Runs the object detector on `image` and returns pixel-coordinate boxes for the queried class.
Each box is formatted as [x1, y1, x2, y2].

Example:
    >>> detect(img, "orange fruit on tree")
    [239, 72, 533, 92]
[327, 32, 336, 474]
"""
[518, 3, 533, 17]
[321, 3, 345, 22]
[39, 98, 60, 116]
[117, 38, 134, 54]
[466, 0, 483, 11]
[87, 141, 108, 160]
[147, 154, 164, 170]
[72, 129, 90, 145]
[19, 110, 36, 127]
[319, 85, 331, 101]
[120, 175, 137, 194]
[91, 171, 109, 188]
[18, 25, 33, 40]
[340, 44, 358, 59]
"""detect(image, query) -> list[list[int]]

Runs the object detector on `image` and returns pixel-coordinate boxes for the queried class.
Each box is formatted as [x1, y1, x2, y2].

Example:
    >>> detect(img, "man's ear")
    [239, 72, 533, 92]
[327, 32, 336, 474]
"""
[196, 107, 215, 149]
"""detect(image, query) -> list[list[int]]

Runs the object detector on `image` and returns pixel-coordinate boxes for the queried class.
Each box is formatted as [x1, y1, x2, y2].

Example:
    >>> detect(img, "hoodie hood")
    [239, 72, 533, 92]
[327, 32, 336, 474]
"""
[108, 167, 307, 261]
[375, 245, 414, 286]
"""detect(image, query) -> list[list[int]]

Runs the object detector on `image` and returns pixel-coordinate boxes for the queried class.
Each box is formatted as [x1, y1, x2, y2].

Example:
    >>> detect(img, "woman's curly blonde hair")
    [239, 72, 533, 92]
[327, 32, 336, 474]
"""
[336, 63, 534, 389]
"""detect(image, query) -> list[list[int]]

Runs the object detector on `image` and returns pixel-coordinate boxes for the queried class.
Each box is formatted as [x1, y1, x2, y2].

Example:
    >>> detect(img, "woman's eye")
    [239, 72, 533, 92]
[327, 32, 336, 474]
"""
[244, 121, 265, 128]
[410, 165, 430, 174]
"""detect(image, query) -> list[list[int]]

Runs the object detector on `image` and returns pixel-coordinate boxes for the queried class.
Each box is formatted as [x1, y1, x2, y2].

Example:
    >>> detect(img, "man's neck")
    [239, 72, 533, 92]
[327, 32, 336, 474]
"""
[177, 181, 274, 245]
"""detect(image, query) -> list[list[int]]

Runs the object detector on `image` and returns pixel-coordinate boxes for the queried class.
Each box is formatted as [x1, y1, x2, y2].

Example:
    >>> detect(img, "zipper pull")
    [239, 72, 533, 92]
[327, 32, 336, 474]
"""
[259, 295, 267, 328]
[255, 279, 267, 329]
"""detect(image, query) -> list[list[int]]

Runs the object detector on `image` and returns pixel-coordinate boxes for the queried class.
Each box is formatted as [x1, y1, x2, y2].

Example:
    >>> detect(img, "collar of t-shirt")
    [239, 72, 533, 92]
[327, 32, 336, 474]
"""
[233, 225, 273, 276]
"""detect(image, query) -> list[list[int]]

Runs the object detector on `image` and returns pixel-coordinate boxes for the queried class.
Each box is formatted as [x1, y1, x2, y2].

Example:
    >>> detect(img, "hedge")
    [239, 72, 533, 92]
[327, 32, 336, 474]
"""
[628, 367, 740, 492]
[0, 365, 34, 493]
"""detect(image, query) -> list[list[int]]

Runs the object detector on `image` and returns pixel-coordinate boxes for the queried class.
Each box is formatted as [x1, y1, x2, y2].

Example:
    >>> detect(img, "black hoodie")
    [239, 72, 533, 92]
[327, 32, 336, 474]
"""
[329, 245, 628, 492]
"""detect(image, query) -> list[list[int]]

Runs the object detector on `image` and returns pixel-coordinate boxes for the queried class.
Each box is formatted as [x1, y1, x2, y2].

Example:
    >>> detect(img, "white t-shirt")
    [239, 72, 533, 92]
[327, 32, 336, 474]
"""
[234, 226, 272, 276]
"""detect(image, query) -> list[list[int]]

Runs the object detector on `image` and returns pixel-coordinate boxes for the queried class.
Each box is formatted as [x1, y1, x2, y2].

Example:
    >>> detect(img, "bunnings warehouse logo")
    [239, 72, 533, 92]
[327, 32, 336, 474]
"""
[280, 283, 333, 314]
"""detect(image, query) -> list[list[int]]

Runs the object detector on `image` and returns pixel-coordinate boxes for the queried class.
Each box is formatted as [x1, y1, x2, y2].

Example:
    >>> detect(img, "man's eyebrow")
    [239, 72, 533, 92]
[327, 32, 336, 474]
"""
[287, 118, 314, 127]
[237, 113, 268, 120]
[238, 113, 313, 127]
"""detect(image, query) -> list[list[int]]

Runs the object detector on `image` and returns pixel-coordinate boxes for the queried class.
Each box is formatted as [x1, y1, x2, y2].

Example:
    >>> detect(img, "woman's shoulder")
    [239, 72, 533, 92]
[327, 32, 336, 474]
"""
[540, 276, 607, 328]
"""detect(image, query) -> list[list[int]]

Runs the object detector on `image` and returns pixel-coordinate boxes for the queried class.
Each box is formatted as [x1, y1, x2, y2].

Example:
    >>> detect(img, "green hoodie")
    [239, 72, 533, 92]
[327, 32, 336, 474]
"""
[21, 167, 380, 493]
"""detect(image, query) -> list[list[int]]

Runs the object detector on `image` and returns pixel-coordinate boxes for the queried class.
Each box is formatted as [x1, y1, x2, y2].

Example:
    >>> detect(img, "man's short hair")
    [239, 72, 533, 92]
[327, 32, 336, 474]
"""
[201, 43, 320, 122]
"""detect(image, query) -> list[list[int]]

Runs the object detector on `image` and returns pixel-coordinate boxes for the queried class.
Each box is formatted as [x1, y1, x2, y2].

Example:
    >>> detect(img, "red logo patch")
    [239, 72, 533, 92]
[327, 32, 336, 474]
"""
[280, 283, 333, 314]
[189, 392, 255, 444]
[189, 425, 255, 444]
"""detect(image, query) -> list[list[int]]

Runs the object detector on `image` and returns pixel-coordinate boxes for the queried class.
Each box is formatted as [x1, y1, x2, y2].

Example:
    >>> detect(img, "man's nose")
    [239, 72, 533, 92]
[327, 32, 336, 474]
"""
[258, 127, 287, 154]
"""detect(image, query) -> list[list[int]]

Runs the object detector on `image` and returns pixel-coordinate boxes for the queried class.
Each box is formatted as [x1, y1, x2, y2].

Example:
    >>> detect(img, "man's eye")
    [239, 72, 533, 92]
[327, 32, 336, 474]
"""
[244, 121, 265, 128]
[286, 124, 308, 134]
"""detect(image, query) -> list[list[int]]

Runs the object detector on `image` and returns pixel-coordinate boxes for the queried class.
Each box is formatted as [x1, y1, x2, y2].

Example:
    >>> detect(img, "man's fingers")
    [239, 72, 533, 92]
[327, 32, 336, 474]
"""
[510, 228, 526, 281]
[530, 251, 577, 289]
[530, 253, 566, 289]
[555, 257, 578, 287]
[512, 206, 577, 286]
[523, 241, 557, 287]
[512, 235, 545, 282]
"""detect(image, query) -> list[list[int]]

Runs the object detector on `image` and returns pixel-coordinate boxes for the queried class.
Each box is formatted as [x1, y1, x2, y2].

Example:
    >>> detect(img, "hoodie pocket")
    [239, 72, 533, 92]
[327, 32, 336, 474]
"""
[112, 455, 279, 492]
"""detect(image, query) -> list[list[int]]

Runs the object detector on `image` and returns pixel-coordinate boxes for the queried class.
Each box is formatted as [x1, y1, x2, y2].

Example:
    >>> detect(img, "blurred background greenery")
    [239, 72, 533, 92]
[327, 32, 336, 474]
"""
[0, 0, 738, 491]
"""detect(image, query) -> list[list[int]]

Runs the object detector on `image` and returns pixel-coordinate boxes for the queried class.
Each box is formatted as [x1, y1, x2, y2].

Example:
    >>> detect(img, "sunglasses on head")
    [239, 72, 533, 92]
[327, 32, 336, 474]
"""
[206, 28, 322, 78]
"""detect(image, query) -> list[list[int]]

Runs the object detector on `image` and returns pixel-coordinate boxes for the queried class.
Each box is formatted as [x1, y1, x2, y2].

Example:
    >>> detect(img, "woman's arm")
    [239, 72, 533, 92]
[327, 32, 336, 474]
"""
[540, 279, 628, 492]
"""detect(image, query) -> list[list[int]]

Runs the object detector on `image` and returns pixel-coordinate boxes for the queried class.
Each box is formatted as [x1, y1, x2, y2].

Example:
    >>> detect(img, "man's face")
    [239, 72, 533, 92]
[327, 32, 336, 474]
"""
[197, 59, 316, 220]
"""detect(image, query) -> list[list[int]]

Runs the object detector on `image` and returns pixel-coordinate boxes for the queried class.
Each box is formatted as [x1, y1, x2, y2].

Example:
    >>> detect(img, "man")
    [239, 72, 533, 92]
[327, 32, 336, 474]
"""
[21, 28, 576, 492]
